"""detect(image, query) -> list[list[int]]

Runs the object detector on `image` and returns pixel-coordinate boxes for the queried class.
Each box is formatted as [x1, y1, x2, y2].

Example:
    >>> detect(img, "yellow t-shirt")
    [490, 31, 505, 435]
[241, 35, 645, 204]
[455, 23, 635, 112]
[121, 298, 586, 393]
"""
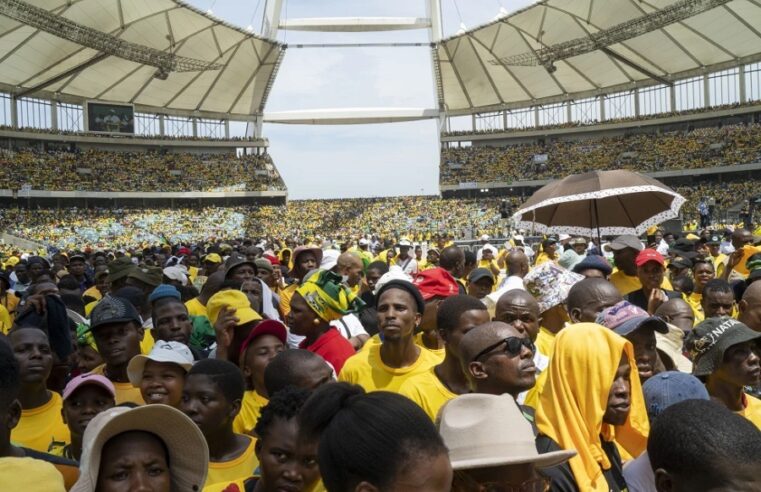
[534, 252, 556, 266]
[0, 457, 66, 492]
[684, 292, 704, 324]
[279, 283, 298, 318]
[1, 293, 19, 317]
[739, 393, 761, 429]
[535, 327, 556, 360]
[185, 297, 207, 317]
[712, 253, 727, 278]
[0, 304, 11, 335]
[10, 392, 70, 452]
[89, 365, 145, 405]
[609, 270, 673, 296]
[339, 343, 441, 393]
[204, 435, 259, 491]
[477, 259, 499, 272]
[398, 368, 456, 421]
[521, 327, 556, 410]
[414, 332, 446, 362]
[233, 390, 268, 435]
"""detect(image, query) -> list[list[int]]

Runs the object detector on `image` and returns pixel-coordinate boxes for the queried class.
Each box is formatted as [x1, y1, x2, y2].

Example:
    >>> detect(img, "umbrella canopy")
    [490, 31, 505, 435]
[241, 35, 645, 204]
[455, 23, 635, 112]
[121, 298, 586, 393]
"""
[512, 170, 685, 237]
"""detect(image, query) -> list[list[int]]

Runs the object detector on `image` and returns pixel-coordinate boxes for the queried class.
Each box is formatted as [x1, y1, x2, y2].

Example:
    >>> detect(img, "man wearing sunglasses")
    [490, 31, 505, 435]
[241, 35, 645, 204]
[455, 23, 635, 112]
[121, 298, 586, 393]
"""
[460, 321, 537, 405]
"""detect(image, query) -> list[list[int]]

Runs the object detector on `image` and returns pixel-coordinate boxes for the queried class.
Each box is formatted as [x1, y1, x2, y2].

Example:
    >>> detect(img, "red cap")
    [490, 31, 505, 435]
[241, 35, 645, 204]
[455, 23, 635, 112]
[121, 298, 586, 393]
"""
[177, 247, 192, 256]
[239, 319, 288, 359]
[635, 248, 665, 267]
[263, 253, 280, 266]
[413, 267, 459, 301]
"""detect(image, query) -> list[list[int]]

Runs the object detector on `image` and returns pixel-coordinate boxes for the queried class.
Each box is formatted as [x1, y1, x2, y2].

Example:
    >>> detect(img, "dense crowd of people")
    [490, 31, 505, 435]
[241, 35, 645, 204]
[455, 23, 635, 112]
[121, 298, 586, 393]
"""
[0, 125, 258, 142]
[0, 220, 760, 491]
[0, 148, 285, 192]
[441, 123, 761, 184]
[0, 197, 507, 250]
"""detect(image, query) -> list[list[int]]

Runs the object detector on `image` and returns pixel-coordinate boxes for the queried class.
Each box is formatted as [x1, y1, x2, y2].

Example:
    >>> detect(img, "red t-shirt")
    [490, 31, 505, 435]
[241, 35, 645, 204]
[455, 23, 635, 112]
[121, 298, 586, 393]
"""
[299, 327, 355, 375]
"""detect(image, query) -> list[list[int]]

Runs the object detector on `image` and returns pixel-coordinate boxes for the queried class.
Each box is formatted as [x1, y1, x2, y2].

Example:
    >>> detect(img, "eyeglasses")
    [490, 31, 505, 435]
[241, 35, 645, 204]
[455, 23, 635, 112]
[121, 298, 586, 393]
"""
[472, 337, 535, 362]
[453, 472, 551, 492]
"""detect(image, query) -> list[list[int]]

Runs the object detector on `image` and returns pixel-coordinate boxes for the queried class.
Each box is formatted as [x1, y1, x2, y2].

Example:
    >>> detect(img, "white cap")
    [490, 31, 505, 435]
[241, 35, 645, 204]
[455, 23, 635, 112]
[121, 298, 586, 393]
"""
[558, 234, 571, 241]
[373, 266, 412, 296]
[398, 239, 412, 247]
[480, 234, 490, 241]
[321, 249, 340, 270]
[162, 266, 188, 286]
[358, 238, 369, 246]
[127, 340, 194, 386]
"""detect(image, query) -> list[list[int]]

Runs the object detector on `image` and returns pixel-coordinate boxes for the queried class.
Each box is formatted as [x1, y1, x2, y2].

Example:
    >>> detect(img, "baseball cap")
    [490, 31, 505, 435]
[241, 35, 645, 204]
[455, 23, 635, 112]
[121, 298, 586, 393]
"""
[524, 262, 583, 314]
[204, 253, 223, 264]
[127, 340, 194, 386]
[358, 238, 369, 246]
[569, 237, 587, 246]
[206, 290, 262, 326]
[604, 235, 644, 252]
[706, 234, 721, 246]
[635, 248, 665, 267]
[686, 317, 761, 376]
[596, 301, 668, 337]
[438, 393, 575, 470]
[62, 373, 116, 401]
[239, 319, 288, 359]
[162, 266, 188, 286]
[668, 238, 695, 254]
[70, 405, 207, 492]
[127, 266, 163, 287]
[642, 371, 709, 420]
[468, 268, 495, 284]
[90, 296, 142, 331]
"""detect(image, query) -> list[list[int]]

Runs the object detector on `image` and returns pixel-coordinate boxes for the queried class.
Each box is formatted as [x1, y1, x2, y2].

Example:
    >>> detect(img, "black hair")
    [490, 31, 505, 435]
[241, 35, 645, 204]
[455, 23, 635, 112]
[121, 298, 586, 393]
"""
[220, 279, 243, 291]
[57, 275, 80, 291]
[60, 293, 86, 316]
[463, 250, 477, 267]
[187, 358, 245, 403]
[0, 336, 20, 409]
[703, 279, 733, 298]
[152, 295, 185, 313]
[691, 258, 714, 272]
[298, 382, 447, 492]
[437, 295, 486, 334]
[254, 386, 310, 440]
[439, 246, 464, 270]
[671, 276, 694, 296]
[264, 349, 327, 397]
[365, 261, 389, 275]
[648, 400, 761, 479]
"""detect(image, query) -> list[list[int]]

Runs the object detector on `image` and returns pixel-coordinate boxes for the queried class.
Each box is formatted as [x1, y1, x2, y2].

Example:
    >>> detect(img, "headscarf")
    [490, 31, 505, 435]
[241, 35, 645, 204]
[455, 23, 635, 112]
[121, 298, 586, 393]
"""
[76, 323, 98, 352]
[255, 277, 281, 322]
[536, 323, 649, 492]
[296, 270, 364, 322]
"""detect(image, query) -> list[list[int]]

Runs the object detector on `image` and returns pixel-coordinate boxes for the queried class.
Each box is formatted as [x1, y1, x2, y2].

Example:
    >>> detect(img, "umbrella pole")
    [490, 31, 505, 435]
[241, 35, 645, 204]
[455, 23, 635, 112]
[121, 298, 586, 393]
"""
[594, 200, 602, 250]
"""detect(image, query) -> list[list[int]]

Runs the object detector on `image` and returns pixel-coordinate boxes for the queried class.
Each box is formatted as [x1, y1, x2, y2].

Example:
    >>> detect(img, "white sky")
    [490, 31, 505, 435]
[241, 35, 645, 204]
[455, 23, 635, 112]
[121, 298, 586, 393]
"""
[185, 0, 537, 199]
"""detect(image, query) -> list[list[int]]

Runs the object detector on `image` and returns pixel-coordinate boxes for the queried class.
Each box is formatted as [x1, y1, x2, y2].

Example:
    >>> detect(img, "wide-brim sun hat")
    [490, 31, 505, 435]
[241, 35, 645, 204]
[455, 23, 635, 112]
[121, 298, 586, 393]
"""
[438, 393, 576, 470]
[71, 405, 208, 492]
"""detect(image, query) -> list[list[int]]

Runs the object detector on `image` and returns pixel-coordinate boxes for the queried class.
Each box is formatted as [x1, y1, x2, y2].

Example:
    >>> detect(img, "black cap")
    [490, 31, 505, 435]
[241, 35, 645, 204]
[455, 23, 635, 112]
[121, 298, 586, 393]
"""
[90, 296, 142, 330]
[686, 317, 761, 376]
[468, 268, 495, 284]
[376, 279, 426, 314]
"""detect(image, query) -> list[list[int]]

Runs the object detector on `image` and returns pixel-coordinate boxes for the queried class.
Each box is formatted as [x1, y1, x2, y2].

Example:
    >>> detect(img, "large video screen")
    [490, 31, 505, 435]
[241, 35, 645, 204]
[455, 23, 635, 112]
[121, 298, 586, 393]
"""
[86, 102, 135, 134]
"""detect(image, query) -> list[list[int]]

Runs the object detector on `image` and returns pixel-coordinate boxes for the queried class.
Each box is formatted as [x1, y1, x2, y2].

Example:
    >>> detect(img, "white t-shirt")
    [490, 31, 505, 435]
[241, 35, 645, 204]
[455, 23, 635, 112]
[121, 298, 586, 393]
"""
[330, 313, 368, 339]
[395, 256, 418, 275]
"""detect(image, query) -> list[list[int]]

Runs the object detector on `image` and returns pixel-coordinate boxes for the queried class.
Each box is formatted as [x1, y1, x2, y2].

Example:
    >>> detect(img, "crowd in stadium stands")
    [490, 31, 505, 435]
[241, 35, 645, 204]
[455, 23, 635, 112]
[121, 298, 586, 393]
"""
[0, 124, 257, 141]
[0, 148, 285, 192]
[442, 101, 754, 137]
[0, 197, 506, 250]
[440, 122, 761, 184]
[675, 178, 761, 224]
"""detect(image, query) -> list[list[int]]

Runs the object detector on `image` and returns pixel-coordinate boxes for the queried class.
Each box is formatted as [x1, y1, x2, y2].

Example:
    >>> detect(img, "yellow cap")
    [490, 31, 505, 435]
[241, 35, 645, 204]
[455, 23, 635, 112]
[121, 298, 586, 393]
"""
[4, 256, 19, 267]
[204, 253, 222, 264]
[206, 290, 262, 327]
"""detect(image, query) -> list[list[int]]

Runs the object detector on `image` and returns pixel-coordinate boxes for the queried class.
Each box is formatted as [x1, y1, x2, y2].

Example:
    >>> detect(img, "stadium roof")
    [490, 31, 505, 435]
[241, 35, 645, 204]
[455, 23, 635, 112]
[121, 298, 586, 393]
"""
[0, 0, 284, 119]
[435, 0, 761, 115]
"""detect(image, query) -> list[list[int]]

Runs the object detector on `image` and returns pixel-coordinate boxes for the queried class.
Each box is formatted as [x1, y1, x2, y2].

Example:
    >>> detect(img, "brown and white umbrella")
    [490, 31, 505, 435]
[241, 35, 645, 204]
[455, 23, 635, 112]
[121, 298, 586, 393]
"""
[511, 170, 685, 237]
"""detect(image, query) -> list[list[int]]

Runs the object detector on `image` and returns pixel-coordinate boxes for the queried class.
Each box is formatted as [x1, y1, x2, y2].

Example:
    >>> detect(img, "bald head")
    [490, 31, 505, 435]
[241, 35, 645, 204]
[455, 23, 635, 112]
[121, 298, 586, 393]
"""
[566, 278, 623, 323]
[494, 290, 540, 341]
[439, 246, 465, 278]
[460, 321, 536, 397]
[732, 228, 753, 249]
[337, 252, 363, 287]
[655, 298, 695, 333]
[739, 281, 761, 331]
[506, 250, 529, 278]
[200, 270, 225, 300]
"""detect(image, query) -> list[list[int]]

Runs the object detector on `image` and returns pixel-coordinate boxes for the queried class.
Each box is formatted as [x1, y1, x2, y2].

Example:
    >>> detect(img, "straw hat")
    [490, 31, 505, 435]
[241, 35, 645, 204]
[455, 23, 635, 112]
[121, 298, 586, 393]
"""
[71, 405, 208, 492]
[438, 394, 576, 470]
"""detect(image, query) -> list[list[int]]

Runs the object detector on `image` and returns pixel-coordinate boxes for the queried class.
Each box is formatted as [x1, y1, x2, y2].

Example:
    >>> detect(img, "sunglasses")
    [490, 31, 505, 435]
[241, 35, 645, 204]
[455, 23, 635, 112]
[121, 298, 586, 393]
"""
[453, 471, 551, 492]
[473, 337, 535, 362]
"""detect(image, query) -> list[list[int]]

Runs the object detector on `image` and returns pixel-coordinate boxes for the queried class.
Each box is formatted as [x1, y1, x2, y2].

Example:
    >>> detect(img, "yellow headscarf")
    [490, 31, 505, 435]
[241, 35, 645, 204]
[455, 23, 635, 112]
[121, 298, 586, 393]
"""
[536, 323, 649, 492]
[296, 270, 364, 322]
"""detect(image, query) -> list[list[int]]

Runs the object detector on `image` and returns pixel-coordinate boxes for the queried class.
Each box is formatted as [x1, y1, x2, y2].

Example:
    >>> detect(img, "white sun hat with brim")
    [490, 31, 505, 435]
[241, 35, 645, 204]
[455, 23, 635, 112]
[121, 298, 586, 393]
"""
[71, 404, 208, 492]
[437, 393, 576, 470]
[127, 340, 194, 387]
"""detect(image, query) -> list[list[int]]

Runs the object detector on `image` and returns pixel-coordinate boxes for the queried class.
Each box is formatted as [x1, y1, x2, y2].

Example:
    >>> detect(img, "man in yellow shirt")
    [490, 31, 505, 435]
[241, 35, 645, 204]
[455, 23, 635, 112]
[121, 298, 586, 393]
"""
[186, 271, 224, 318]
[534, 236, 559, 266]
[706, 234, 727, 277]
[181, 359, 259, 490]
[607, 234, 674, 295]
[88, 296, 146, 405]
[9, 327, 70, 452]
[686, 317, 761, 429]
[340, 280, 440, 392]
[399, 295, 490, 420]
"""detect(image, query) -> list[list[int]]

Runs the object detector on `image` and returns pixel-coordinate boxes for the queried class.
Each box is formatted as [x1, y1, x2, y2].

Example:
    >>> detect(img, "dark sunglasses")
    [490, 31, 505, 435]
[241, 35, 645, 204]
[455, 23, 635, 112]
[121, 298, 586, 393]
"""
[473, 337, 535, 362]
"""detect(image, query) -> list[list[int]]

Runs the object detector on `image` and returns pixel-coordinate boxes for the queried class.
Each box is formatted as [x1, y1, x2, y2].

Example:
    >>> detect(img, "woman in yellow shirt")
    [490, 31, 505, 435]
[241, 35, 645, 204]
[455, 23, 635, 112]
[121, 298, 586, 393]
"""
[684, 258, 715, 324]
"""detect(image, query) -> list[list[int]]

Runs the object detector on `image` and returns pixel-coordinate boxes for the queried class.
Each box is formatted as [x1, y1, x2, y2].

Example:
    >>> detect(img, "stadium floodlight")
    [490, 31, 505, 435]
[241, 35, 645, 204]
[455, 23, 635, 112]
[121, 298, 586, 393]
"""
[490, 0, 733, 69]
[0, 0, 224, 74]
